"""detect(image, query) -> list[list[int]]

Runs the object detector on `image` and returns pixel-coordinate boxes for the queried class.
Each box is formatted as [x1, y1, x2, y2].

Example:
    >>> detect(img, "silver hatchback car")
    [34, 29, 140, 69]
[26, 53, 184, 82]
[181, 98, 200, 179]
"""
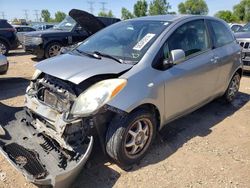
[0, 15, 242, 187]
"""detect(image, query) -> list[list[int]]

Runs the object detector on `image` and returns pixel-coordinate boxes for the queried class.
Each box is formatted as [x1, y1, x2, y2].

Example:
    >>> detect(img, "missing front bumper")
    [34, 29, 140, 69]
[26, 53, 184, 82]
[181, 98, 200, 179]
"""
[0, 110, 93, 188]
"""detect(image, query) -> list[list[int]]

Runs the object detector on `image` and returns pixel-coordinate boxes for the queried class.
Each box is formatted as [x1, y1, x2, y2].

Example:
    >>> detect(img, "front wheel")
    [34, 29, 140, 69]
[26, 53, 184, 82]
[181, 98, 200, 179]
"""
[45, 42, 62, 58]
[106, 109, 156, 167]
[0, 40, 9, 55]
[223, 72, 241, 103]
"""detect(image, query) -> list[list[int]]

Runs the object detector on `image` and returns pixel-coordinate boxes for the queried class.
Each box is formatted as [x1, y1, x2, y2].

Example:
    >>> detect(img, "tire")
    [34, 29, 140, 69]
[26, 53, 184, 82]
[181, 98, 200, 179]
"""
[222, 72, 241, 103]
[0, 40, 9, 56]
[106, 109, 157, 167]
[45, 42, 62, 58]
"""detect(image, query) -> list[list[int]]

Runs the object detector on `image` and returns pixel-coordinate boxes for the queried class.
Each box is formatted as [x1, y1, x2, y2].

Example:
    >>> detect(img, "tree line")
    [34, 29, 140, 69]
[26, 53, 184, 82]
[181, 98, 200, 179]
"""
[215, 0, 250, 23]
[41, 10, 66, 23]
[120, 0, 209, 19]
[40, 0, 250, 23]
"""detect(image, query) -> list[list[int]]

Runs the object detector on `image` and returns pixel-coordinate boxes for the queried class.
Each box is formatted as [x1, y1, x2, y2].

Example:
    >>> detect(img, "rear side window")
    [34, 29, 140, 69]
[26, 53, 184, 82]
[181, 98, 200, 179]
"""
[22, 27, 35, 32]
[0, 20, 12, 29]
[231, 25, 242, 32]
[209, 20, 234, 48]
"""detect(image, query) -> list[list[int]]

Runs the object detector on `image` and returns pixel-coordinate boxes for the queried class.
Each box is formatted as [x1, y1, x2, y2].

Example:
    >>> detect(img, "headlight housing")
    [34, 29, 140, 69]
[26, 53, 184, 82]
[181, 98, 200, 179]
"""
[71, 79, 127, 117]
[31, 37, 43, 45]
[31, 69, 42, 80]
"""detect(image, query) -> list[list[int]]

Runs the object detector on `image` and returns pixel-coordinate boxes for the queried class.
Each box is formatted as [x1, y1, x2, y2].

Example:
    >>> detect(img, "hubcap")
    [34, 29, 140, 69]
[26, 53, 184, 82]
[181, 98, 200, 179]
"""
[48, 44, 61, 57]
[0, 42, 7, 55]
[124, 119, 152, 157]
[228, 75, 240, 100]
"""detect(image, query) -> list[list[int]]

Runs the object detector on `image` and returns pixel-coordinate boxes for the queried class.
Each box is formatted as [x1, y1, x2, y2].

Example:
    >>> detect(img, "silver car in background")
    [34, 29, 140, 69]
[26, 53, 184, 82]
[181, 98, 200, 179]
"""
[0, 15, 242, 187]
[235, 22, 250, 71]
[0, 54, 8, 74]
[12, 25, 36, 44]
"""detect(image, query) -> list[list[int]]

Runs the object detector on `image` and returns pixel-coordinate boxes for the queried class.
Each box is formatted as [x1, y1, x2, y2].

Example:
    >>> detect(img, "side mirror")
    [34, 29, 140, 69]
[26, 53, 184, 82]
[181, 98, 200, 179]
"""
[170, 49, 185, 64]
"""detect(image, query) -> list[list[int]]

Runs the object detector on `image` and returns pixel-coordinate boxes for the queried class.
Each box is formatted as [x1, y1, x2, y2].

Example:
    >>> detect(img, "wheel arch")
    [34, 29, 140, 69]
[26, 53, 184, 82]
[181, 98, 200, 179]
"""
[44, 40, 63, 48]
[128, 103, 161, 131]
[0, 37, 10, 48]
[236, 67, 243, 78]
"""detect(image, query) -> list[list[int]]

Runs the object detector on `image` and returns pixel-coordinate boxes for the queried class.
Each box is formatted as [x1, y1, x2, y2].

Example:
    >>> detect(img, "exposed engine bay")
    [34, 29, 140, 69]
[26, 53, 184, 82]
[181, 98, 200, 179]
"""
[0, 73, 123, 187]
[25, 74, 87, 151]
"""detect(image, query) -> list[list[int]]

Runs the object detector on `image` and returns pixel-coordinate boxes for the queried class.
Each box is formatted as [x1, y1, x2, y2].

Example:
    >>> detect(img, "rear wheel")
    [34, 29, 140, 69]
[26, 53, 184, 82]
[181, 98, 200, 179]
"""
[223, 72, 241, 103]
[0, 40, 9, 55]
[106, 109, 156, 167]
[45, 42, 61, 58]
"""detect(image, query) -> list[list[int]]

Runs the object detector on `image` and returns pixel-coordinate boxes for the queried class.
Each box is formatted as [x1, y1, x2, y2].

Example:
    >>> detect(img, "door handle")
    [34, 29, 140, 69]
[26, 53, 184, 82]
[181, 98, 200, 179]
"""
[211, 56, 219, 63]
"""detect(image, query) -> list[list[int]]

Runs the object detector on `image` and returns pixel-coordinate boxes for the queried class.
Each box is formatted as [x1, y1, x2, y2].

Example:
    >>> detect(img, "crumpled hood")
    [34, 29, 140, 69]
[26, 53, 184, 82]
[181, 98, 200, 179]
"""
[234, 32, 250, 39]
[35, 53, 132, 84]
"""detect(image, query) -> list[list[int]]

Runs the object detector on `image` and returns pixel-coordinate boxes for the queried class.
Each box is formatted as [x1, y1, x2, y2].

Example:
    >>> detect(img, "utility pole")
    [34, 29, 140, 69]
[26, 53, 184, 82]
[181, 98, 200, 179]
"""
[23, 9, 29, 21]
[34, 10, 40, 22]
[87, 1, 94, 14]
[100, 2, 107, 12]
[0, 12, 6, 19]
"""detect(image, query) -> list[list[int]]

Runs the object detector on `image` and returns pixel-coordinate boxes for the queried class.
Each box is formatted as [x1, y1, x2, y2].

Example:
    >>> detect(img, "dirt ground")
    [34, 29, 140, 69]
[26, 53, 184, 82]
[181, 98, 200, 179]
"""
[0, 48, 249, 188]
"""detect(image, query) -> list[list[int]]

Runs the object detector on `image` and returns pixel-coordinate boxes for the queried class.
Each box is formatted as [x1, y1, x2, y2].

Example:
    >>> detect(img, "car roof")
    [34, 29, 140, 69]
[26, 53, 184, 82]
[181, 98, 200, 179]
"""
[12, 25, 32, 27]
[131, 14, 218, 23]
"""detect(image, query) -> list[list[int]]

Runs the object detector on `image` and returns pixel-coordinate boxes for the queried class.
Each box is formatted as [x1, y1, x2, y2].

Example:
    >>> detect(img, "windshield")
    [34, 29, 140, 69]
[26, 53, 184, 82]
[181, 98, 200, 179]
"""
[54, 15, 76, 31]
[239, 23, 250, 32]
[76, 20, 171, 63]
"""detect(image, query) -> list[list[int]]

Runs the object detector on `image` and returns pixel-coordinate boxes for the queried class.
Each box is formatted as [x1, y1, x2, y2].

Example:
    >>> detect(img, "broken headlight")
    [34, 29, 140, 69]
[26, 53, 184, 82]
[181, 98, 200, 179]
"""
[32, 69, 42, 80]
[71, 79, 127, 117]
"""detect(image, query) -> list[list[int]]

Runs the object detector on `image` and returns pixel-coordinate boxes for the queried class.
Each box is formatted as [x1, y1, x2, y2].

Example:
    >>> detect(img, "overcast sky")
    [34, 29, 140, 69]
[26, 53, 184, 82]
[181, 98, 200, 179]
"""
[0, 0, 241, 21]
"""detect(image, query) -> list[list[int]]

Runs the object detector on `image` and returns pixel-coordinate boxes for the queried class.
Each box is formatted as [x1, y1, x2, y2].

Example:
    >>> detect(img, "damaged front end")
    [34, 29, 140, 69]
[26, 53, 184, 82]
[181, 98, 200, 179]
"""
[0, 72, 126, 188]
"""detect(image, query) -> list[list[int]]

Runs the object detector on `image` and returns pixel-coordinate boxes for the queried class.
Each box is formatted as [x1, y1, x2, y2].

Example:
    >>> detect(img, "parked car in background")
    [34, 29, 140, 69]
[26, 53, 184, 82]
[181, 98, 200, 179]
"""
[0, 19, 19, 55]
[33, 24, 54, 31]
[13, 25, 36, 44]
[23, 9, 120, 59]
[0, 15, 242, 188]
[229, 23, 244, 33]
[0, 54, 9, 74]
[235, 22, 250, 71]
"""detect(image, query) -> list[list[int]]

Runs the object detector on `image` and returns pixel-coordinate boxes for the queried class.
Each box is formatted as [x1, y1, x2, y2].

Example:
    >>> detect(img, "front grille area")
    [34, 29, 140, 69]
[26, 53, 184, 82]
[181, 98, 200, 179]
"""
[243, 61, 250, 66]
[4, 143, 47, 179]
[239, 41, 250, 49]
[23, 35, 33, 46]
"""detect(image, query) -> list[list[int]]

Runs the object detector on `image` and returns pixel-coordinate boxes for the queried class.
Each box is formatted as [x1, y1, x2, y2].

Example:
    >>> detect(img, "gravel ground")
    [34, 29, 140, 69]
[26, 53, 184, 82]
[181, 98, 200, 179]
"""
[0, 48, 249, 188]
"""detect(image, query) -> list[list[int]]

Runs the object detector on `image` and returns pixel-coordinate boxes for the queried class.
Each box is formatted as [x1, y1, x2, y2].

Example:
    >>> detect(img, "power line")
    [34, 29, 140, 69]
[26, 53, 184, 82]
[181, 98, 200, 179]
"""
[100, 2, 107, 12]
[34, 10, 40, 22]
[23, 9, 29, 21]
[87, 1, 95, 14]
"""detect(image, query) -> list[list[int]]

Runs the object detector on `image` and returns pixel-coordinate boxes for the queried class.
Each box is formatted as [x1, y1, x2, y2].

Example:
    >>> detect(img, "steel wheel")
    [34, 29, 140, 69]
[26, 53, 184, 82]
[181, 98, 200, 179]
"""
[48, 44, 61, 57]
[124, 118, 153, 159]
[0, 41, 7, 55]
[227, 73, 240, 101]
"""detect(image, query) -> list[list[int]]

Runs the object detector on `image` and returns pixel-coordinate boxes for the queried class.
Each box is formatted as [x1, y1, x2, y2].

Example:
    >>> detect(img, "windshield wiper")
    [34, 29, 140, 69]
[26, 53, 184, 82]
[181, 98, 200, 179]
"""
[75, 49, 101, 59]
[93, 51, 123, 64]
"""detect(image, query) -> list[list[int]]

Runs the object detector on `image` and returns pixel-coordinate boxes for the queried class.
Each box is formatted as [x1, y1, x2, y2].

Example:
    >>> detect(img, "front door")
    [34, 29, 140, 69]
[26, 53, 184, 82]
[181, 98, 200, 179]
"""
[161, 19, 220, 120]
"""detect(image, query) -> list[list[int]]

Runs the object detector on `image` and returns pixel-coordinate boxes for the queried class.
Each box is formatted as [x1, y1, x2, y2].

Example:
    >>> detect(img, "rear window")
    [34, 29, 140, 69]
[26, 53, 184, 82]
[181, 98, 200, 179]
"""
[209, 20, 234, 48]
[0, 20, 13, 29]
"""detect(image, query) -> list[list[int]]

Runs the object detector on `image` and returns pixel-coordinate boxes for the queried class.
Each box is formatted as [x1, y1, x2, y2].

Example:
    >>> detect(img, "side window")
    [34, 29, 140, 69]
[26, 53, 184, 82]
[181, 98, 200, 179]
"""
[164, 19, 209, 59]
[16, 27, 21, 32]
[209, 20, 234, 48]
[23, 27, 29, 32]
